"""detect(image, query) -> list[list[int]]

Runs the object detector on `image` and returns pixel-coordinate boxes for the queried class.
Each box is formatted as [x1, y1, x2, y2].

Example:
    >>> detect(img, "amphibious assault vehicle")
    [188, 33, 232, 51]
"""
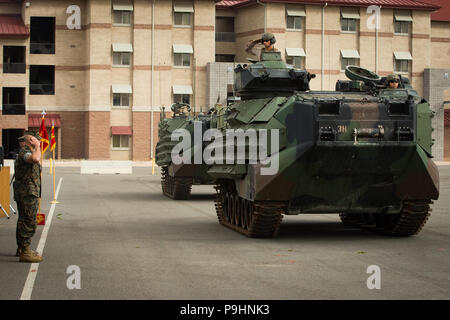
[155, 103, 218, 199]
[206, 51, 439, 237]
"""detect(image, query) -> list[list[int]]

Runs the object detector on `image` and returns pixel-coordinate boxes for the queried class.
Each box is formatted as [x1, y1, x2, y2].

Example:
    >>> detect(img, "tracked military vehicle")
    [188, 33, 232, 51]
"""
[155, 103, 217, 199]
[207, 51, 439, 238]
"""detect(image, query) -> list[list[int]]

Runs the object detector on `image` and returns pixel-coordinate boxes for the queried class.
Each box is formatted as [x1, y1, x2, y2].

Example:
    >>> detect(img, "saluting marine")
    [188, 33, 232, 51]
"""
[13, 132, 43, 263]
[245, 32, 278, 61]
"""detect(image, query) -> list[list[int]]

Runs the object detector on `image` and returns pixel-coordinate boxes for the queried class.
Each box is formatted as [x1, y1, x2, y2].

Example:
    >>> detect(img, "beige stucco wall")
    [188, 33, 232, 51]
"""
[216, 3, 446, 95]
[2, 0, 449, 160]
[431, 21, 450, 69]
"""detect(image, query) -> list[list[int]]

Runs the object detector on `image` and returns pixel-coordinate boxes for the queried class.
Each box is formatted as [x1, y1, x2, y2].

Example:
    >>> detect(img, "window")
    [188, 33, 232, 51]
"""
[340, 8, 359, 32]
[341, 18, 357, 32]
[395, 60, 409, 73]
[286, 48, 305, 68]
[394, 21, 409, 34]
[341, 58, 358, 71]
[112, 84, 132, 107]
[286, 7, 305, 30]
[30, 17, 55, 54]
[113, 11, 132, 25]
[173, 45, 193, 67]
[286, 16, 302, 30]
[113, 52, 131, 66]
[173, 85, 192, 105]
[340, 50, 360, 71]
[173, 2, 194, 26]
[286, 56, 303, 69]
[29, 65, 55, 95]
[112, 93, 130, 107]
[394, 11, 412, 35]
[112, 43, 132, 66]
[174, 53, 191, 67]
[393, 52, 412, 73]
[174, 94, 190, 105]
[174, 12, 192, 26]
[2, 87, 25, 115]
[3, 46, 26, 73]
[112, 135, 129, 149]
[216, 17, 235, 42]
[112, 1, 133, 25]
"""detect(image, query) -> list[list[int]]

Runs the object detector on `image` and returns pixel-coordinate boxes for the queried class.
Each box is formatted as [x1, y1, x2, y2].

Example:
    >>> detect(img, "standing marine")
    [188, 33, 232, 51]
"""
[245, 32, 278, 60]
[13, 132, 43, 263]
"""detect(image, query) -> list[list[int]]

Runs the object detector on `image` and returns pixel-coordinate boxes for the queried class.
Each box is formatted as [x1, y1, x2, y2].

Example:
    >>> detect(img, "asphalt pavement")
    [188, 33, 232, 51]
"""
[0, 164, 449, 300]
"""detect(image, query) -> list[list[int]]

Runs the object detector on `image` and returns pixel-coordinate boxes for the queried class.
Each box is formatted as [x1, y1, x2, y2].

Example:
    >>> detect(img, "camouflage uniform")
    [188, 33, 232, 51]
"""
[245, 33, 278, 61]
[13, 146, 41, 248]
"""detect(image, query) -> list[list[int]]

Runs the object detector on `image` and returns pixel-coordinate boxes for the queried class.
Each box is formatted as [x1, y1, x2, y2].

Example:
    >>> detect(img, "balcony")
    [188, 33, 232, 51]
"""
[29, 83, 54, 95]
[216, 17, 235, 42]
[2, 87, 25, 114]
[2, 104, 25, 115]
[3, 62, 26, 73]
[29, 65, 55, 95]
[29, 17, 55, 55]
[30, 43, 55, 54]
[215, 31, 235, 42]
[3, 45, 26, 73]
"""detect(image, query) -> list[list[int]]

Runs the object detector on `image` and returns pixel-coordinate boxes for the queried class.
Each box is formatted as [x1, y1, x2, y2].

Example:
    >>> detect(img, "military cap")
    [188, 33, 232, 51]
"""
[18, 136, 25, 142]
[23, 131, 40, 139]
[386, 74, 400, 82]
[261, 32, 276, 44]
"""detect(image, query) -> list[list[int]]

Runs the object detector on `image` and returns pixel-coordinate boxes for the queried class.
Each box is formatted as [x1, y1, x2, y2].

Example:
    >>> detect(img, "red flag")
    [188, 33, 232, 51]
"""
[39, 115, 49, 153]
[50, 122, 56, 152]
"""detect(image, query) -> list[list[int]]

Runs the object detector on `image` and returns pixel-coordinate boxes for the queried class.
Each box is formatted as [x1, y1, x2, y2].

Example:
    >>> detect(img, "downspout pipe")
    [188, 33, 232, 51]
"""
[256, 0, 267, 32]
[322, 2, 327, 90]
[193, 3, 196, 114]
[376, 5, 381, 73]
[151, 0, 155, 160]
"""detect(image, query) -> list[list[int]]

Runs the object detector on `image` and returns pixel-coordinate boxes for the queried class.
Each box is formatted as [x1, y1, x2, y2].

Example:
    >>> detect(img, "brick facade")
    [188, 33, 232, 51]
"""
[59, 111, 86, 159]
[132, 111, 150, 160]
[1, 0, 449, 160]
[85, 111, 111, 160]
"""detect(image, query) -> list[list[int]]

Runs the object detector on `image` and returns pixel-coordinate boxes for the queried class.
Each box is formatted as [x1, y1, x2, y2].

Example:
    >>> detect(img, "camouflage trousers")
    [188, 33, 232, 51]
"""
[16, 196, 39, 248]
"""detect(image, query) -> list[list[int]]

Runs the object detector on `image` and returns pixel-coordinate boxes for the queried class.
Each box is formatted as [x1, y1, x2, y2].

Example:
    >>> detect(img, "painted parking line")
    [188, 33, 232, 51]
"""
[20, 177, 63, 300]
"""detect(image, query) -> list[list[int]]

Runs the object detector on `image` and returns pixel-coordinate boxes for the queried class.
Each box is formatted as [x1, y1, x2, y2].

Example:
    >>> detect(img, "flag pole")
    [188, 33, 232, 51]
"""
[38, 110, 46, 217]
[50, 120, 59, 204]
[38, 132, 43, 213]
[50, 148, 59, 204]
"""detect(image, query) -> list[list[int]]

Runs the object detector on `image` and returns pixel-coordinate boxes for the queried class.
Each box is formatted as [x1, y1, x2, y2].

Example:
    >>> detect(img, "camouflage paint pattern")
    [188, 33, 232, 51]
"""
[207, 53, 439, 216]
[155, 106, 217, 185]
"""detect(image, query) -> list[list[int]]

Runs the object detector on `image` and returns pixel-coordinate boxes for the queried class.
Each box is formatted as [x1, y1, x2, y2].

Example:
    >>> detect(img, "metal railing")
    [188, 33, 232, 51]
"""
[215, 32, 236, 42]
[2, 104, 25, 115]
[29, 84, 54, 95]
[3, 63, 26, 73]
[29, 42, 55, 54]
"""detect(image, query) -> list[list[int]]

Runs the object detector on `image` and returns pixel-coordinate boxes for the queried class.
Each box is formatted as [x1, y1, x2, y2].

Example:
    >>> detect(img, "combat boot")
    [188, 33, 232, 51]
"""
[16, 247, 38, 257]
[19, 246, 43, 263]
